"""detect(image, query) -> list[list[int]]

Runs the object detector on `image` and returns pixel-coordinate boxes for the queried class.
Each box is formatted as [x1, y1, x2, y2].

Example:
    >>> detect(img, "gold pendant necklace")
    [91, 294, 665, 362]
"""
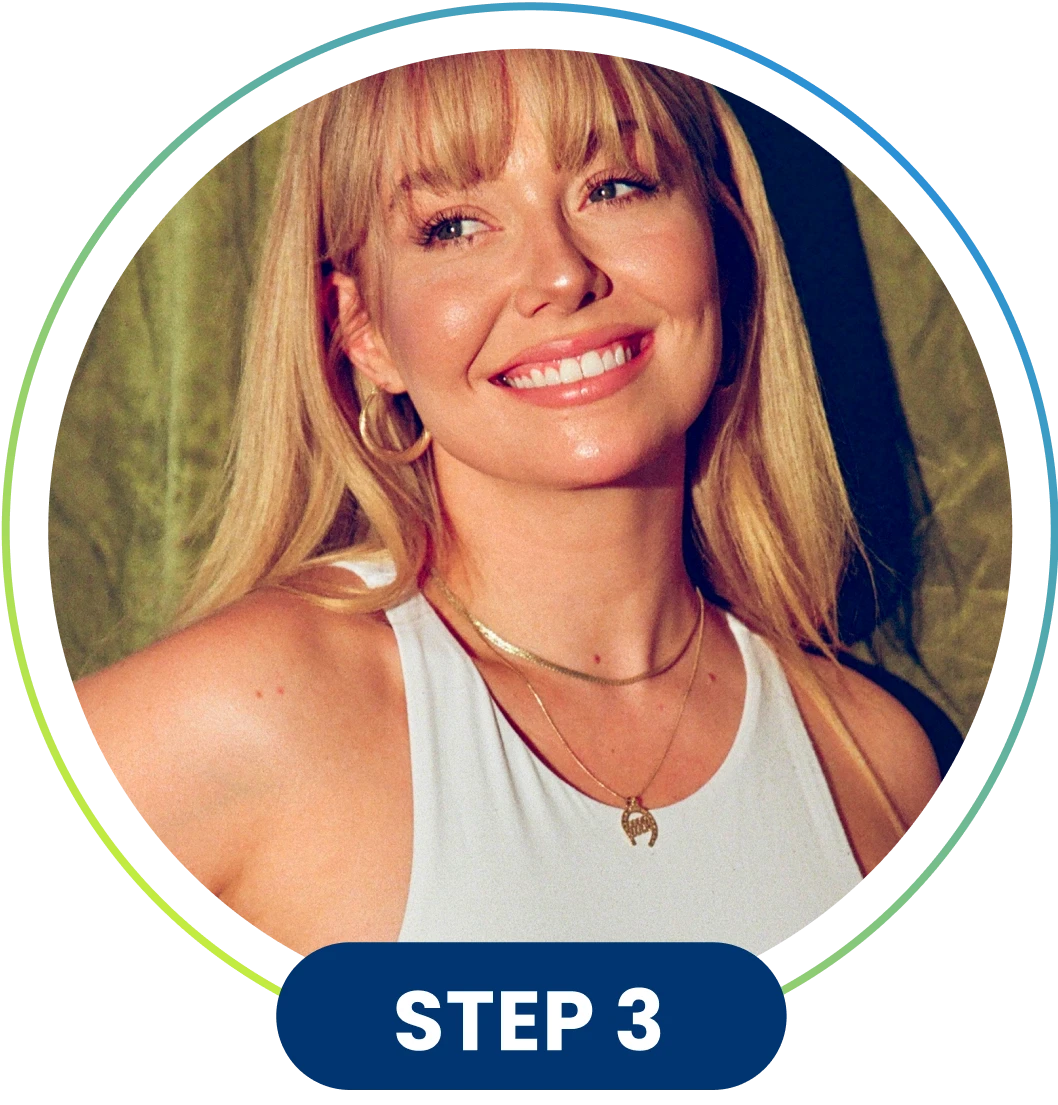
[432, 577, 706, 846]
[621, 798, 659, 847]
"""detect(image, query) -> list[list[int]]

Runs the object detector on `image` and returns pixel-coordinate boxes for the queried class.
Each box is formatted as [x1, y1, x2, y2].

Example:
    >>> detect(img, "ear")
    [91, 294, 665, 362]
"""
[330, 271, 408, 393]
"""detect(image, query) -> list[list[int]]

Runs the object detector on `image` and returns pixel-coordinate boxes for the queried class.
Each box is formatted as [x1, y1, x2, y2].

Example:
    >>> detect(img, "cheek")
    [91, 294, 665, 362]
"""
[658, 229, 719, 319]
[609, 212, 720, 328]
[378, 267, 498, 385]
[439, 299, 476, 333]
[629, 218, 724, 418]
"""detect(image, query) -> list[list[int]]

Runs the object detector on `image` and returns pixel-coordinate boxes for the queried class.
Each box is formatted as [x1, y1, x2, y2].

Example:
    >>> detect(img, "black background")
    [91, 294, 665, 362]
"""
[20, 12, 1043, 1100]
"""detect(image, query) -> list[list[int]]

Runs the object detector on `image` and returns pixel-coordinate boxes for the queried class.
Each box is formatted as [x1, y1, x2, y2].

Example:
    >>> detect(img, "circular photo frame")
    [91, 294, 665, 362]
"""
[22, 10, 1039, 1096]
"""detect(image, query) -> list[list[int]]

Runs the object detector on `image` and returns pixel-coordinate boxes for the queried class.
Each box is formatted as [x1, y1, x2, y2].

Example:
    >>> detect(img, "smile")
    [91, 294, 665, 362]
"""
[489, 329, 654, 409]
[499, 336, 643, 389]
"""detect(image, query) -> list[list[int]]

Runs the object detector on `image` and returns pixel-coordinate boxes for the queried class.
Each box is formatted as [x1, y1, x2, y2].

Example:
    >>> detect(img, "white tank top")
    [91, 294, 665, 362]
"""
[344, 561, 861, 954]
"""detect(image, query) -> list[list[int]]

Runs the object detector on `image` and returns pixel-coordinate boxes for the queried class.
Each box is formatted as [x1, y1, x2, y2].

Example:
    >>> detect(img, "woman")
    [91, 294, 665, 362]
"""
[77, 51, 940, 955]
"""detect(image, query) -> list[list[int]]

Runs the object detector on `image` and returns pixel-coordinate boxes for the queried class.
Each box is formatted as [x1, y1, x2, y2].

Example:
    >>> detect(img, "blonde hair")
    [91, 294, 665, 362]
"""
[182, 50, 862, 668]
[185, 51, 849, 640]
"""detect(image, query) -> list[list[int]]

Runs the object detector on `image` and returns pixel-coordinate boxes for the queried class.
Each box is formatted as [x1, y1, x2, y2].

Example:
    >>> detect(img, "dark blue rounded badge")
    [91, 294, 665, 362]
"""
[276, 941, 786, 1089]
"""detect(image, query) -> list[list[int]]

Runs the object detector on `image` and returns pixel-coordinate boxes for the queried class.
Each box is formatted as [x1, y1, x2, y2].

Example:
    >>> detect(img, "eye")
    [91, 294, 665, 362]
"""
[422, 214, 489, 247]
[587, 179, 640, 204]
[584, 173, 659, 208]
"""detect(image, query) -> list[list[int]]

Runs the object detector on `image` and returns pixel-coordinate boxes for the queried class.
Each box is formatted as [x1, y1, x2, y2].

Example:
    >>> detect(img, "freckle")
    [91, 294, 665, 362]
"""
[276, 686, 285, 695]
[255, 690, 263, 699]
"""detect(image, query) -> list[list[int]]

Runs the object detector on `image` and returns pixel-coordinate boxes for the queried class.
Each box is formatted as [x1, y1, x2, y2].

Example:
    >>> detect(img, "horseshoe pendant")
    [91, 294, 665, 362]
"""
[621, 797, 658, 847]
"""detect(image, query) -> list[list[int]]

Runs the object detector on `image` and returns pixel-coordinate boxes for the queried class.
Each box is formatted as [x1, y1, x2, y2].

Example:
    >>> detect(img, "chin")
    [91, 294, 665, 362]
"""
[434, 417, 690, 492]
[536, 433, 686, 490]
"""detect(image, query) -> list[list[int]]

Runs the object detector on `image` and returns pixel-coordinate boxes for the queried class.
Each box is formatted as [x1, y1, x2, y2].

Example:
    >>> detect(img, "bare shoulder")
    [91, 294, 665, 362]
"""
[789, 653, 942, 873]
[803, 654, 942, 828]
[77, 579, 400, 742]
[76, 571, 403, 894]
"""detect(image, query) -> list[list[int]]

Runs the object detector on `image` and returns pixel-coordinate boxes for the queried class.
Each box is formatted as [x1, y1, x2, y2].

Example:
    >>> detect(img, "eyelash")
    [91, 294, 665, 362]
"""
[584, 170, 661, 206]
[413, 170, 662, 249]
[414, 208, 482, 249]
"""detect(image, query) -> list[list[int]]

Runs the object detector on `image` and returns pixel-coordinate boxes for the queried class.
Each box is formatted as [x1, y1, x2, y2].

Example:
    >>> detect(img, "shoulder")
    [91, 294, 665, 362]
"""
[781, 650, 941, 872]
[77, 571, 400, 742]
[813, 654, 937, 822]
[800, 653, 941, 830]
[76, 570, 404, 892]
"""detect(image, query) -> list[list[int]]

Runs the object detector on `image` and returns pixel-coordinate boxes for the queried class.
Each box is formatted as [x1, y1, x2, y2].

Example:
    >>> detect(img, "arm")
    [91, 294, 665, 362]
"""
[76, 582, 407, 906]
[77, 592, 311, 895]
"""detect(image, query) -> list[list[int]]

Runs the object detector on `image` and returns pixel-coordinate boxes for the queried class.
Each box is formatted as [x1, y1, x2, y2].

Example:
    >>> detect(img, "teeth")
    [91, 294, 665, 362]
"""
[559, 356, 583, 383]
[580, 350, 604, 378]
[504, 338, 639, 389]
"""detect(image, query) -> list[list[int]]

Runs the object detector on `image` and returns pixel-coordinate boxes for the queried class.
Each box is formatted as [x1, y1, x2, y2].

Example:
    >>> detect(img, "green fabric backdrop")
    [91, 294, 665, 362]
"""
[49, 118, 1010, 735]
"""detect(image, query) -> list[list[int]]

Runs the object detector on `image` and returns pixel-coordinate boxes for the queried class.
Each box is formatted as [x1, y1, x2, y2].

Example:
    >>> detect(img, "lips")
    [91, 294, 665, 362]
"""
[498, 335, 642, 389]
[489, 329, 654, 408]
[491, 327, 650, 385]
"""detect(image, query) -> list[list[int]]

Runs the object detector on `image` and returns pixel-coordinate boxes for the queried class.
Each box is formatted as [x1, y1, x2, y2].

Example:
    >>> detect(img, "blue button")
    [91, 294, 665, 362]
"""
[277, 941, 786, 1089]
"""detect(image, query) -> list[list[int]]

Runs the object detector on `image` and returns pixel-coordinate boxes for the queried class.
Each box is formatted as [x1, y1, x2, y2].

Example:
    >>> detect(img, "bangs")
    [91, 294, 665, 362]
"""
[385, 51, 685, 191]
[320, 51, 694, 272]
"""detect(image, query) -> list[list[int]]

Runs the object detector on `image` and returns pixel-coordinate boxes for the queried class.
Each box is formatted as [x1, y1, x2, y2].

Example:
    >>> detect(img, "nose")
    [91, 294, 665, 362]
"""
[512, 216, 611, 318]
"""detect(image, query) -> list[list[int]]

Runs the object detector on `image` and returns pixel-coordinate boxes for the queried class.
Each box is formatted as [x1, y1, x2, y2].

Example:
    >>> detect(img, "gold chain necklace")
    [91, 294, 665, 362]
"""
[431, 572, 703, 686]
[431, 577, 706, 846]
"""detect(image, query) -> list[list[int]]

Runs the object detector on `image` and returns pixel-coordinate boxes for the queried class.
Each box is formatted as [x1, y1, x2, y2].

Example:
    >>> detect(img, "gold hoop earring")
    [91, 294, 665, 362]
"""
[358, 389, 432, 465]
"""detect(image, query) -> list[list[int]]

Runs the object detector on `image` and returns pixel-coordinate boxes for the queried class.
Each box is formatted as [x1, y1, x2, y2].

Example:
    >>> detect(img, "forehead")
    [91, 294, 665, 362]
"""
[393, 118, 653, 201]
[372, 51, 685, 200]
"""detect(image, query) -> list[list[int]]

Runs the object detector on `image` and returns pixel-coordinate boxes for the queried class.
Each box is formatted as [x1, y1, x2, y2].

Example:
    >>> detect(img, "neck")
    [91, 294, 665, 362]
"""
[430, 443, 699, 677]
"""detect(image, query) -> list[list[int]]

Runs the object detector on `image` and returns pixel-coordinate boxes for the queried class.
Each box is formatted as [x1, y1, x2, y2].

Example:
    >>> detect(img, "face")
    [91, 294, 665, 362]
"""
[337, 111, 723, 491]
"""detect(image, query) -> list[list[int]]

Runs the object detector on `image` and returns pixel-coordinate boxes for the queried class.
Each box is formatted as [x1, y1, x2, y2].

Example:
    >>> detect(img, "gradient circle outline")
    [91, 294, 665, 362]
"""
[4, 3, 1054, 997]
